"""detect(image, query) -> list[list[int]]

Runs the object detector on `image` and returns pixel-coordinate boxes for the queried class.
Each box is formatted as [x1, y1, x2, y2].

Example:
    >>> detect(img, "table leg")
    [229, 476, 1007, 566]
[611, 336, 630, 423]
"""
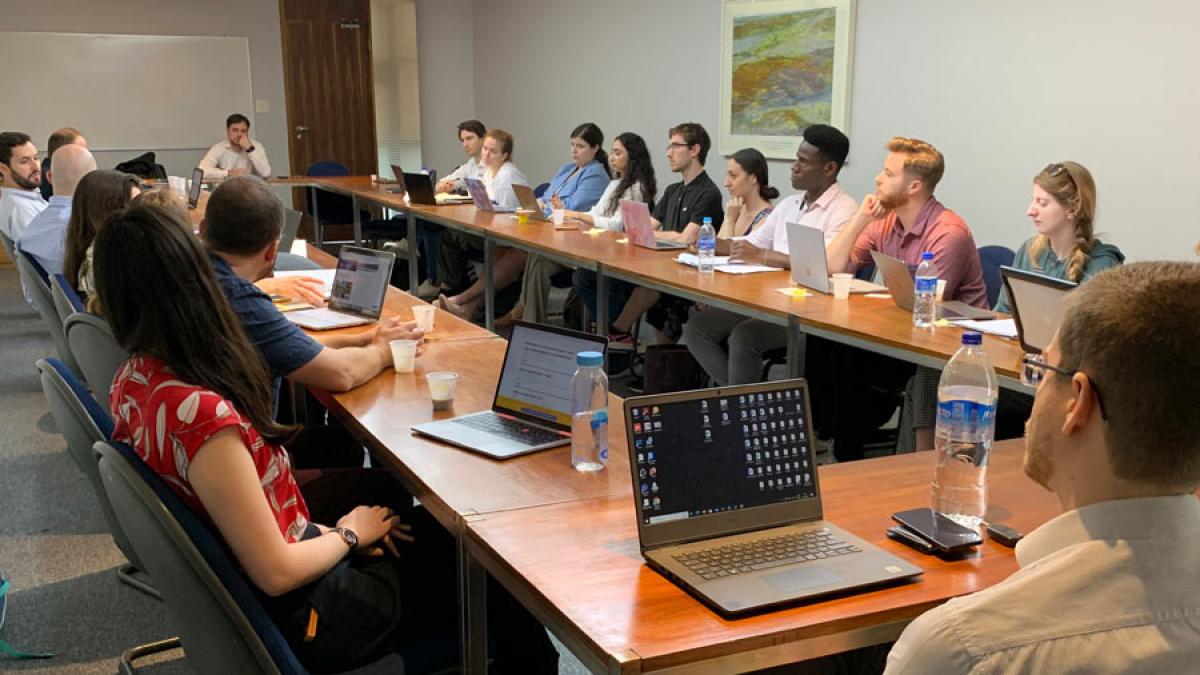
[459, 536, 488, 674]
[352, 195, 362, 246]
[787, 315, 805, 378]
[596, 268, 609, 337]
[483, 237, 495, 331]
[407, 212, 419, 293]
[310, 186, 322, 247]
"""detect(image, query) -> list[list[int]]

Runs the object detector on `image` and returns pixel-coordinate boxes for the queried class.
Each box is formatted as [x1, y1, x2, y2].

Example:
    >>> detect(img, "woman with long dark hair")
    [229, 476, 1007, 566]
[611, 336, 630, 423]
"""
[62, 169, 140, 298]
[97, 202, 558, 673]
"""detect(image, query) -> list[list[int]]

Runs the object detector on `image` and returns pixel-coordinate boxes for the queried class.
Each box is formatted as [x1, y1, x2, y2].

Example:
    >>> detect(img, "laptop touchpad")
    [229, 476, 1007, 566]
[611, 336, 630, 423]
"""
[762, 566, 843, 592]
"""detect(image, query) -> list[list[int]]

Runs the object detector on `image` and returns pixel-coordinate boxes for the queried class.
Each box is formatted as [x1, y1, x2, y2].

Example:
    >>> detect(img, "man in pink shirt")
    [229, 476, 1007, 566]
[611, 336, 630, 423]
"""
[827, 137, 987, 308]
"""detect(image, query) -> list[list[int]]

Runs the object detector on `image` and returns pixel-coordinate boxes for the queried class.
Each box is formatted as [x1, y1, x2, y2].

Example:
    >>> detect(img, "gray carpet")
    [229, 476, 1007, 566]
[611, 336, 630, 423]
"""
[0, 265, 590, 674]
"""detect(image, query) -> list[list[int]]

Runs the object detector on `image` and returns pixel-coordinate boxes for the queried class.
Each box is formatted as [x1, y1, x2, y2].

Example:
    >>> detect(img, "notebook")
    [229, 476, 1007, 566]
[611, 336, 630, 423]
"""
[625, 380, 922, 615]
[389, 165, 472, 205]
[285, 246, 394, 330]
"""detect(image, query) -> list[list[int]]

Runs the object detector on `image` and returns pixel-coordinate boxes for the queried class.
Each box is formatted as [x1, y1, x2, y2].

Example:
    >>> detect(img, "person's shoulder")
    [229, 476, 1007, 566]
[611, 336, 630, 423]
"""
[1088, 240, 1126, 268]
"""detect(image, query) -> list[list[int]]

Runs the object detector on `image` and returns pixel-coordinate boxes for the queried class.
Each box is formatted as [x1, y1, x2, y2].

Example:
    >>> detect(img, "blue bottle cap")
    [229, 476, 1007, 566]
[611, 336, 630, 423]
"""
[961, 331, 982, 345]
[703, 216, 712, 225]
[921, 251, 934, 261]
[591, 410, 609, 426]
[577, 351, 604, 367]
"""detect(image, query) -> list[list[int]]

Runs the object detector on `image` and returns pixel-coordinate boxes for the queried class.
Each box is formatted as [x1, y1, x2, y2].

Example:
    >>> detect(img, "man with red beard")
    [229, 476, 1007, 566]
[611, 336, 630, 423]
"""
[885, 261, 1200, 673]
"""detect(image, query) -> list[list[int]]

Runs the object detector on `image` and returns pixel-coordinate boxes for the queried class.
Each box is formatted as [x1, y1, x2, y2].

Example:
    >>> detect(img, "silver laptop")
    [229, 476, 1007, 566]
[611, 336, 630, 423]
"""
[511, 183, 552, 221]
[626, 380, 922, 615]
[464, 176, 516, 212]
[786, 222, 886, 294]
[1000, 266, 1076, 354]
[413, 321, 608, 459]
[870, 250, 995, 320]
[286, 246, 394, 330]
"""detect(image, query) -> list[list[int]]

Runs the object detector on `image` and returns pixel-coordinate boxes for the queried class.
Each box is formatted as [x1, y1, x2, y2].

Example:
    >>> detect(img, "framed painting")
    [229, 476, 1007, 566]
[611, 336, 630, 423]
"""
[718, 0, 857, 159]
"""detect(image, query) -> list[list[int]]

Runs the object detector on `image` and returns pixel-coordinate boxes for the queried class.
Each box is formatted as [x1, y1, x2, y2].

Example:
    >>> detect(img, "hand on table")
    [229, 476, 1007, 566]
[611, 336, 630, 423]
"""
[257, 275, 326, 306]
[729, 239, 766, 265]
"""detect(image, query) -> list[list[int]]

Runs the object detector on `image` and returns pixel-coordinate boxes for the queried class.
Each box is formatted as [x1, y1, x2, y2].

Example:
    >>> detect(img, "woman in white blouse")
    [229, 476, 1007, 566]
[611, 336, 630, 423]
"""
[499, 132, 658, 326]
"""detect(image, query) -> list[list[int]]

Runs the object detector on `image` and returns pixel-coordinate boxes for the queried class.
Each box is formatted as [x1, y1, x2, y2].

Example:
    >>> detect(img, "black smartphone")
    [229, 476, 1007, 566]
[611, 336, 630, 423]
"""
[891, 508, 983, 553]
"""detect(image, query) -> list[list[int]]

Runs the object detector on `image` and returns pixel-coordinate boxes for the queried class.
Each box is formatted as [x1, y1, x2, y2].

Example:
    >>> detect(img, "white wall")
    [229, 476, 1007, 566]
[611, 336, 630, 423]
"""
[468, 0, 1200, 261]
[0, 0, 289, 179]
[415, 0, 477, 175]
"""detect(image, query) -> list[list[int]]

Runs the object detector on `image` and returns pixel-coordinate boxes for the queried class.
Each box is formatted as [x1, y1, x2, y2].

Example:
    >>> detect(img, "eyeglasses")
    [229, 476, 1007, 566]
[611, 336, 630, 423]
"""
[1022, 353, 1108, 420]
[667, 142, 691, 152]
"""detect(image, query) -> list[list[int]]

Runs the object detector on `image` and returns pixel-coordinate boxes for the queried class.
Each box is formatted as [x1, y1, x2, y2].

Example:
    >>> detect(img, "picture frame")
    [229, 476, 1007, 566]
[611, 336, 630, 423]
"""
[718, 0, 857, 160]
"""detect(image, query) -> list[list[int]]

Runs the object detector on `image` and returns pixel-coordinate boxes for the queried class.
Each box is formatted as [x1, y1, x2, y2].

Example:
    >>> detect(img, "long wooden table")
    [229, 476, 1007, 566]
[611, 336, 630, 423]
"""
[466, 438, 1057, 674]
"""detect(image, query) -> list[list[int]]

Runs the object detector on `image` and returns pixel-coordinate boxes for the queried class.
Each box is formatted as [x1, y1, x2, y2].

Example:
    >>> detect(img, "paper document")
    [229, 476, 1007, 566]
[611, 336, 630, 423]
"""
[951, 318, 1018, 339]
[275, 268, 336, 297]
[676, 253, 731, 267]
[715, 263, 777, 274]
[289, 238, 308, 256]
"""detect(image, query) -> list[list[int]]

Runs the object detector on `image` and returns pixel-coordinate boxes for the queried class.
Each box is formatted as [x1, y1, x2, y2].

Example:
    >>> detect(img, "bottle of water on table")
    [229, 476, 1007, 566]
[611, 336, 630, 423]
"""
[913, 251, 937, 328]
[571, 351, 609, 472]
[697, 217, 716, 274]
[932, 331, 997, 529]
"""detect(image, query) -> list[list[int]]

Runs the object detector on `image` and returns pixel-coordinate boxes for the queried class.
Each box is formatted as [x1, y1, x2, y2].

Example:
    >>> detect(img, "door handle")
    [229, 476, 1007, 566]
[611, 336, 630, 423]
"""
[295, 125, 308, 139]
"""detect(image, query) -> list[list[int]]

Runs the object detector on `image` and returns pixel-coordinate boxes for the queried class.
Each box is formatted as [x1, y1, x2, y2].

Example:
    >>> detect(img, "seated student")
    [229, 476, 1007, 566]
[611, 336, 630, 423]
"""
[201, 176, 423, 467]
[0, 131, 47, 242]
[18, 144, 97, 280]
[499, 125, 636, 326]
[62, 170, 140, 298]
[97, 203, 559, 673]
[538, 122, 610, 212]
[573, 122, 724, 344]
[886, 262, 1200, 674]
[39, 127, 87, 200]
[667, 146, 777, 246]
[435, 129, 530, 320]
[684, 125, 855, 385]
[199, 113, 271, 179]
[418, 119, 487, 300]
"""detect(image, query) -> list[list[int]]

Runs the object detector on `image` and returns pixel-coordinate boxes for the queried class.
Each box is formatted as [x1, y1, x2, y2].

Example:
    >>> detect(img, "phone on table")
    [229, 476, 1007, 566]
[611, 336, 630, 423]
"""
[891, 508, 983, 553]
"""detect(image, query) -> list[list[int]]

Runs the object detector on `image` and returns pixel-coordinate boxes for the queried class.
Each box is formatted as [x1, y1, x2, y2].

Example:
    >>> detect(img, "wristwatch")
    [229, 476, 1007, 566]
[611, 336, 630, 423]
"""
[245, 144, 256, 153]
[332, 526, 358, 551]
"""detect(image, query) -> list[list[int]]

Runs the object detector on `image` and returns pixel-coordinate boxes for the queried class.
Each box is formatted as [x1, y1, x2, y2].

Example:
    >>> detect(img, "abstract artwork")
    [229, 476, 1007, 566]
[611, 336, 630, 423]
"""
[719, 0, 856, 159]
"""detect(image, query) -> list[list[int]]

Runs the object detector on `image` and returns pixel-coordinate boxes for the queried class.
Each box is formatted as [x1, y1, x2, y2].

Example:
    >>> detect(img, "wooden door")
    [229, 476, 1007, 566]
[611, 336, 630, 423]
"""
[280, 0, 378, 178]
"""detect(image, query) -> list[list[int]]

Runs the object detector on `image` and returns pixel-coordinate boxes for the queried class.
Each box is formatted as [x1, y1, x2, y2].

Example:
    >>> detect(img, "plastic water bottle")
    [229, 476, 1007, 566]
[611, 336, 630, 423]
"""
[932, 331, 998, 529]
[697, 217, 716, 274]
[571, 351, 609, 472]
[913, 251, 937, 328]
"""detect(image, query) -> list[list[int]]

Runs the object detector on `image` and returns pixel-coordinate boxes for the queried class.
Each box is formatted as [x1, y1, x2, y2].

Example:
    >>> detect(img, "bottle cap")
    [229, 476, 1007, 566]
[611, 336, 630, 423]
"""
[591, 410, 609, 427]
[921, 251, 934, 261]
[703, 216, 712, 225]
[577, 351, 604, 367]
[961, 331, 982, 345]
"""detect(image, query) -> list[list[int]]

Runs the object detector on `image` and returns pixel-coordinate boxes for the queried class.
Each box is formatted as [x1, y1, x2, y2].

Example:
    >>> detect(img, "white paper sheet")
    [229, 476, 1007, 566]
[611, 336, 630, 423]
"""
[951, 318, 1018, 339]
[275, 268, 336, 297]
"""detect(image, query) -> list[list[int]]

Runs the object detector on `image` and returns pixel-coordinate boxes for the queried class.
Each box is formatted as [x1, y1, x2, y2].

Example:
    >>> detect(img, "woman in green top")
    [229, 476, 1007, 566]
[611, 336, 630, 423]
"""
[995, 161, 1124, 312]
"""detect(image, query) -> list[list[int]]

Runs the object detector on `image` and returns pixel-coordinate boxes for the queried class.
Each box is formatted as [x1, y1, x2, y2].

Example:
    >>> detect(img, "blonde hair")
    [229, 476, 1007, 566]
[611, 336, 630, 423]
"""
[885, 137, 945, 193]
[1027, 161, 1096, 283]
[484, 129, 514, 162]
[134, 189, 190, 224]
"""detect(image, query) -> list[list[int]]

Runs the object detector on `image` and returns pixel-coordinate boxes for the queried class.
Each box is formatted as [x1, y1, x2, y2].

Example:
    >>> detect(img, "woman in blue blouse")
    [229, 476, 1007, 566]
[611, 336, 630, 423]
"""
[539, 122, 611, 213]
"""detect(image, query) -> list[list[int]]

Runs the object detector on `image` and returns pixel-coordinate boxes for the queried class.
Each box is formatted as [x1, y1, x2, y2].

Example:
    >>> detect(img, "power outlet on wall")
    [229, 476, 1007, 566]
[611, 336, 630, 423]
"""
[255, 99, 270, 113]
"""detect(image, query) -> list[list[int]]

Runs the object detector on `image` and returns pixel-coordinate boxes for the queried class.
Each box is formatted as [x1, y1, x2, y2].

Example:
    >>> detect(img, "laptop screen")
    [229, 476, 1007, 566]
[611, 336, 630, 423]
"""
[328, 246, 392, 317]
[493, 322, 608, 429]
[188, 167, 204, 208]
[1001, 266, 1076, 354]
[630, 382, 817, 526]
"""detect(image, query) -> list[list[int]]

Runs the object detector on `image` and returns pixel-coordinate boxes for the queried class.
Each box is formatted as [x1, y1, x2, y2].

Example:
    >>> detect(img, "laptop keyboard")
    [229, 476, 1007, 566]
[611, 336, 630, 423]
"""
[673, 528, 861, 580]
[452, 414, 564, 446]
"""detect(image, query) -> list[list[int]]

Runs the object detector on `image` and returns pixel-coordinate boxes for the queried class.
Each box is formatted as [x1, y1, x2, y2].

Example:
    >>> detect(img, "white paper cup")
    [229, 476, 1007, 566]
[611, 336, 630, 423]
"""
[831, 273, 852, 300]
[936, 279, 947, 303]
[412, 305, 436, 333]
[552, 208, 566, 226]
[390, 339, 418, 373]
[426, 371, 458, 410]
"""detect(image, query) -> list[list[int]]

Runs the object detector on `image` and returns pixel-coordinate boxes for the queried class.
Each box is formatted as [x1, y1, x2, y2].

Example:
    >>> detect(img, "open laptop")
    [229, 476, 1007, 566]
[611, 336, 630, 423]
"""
[511, 183, 553, 222]
[388, 165, 472, 205]
[464, 176, 516, 213]
[625, 379, 922, 615]
[621, 200, 687, 250]
[286, 246, 395, 330]
[786, 222, 886, 294]
[1000, 266, 1076, 354]
[870, 250, 996, 320]
[413, 321, 608, 459]
[187, 167, 204, 210]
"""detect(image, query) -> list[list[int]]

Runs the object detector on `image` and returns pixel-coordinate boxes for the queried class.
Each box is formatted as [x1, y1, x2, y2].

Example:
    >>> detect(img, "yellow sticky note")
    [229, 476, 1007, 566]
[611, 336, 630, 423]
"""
[935, 319, 953, 327]
[584, 228, 603, 236]
[775, 287, 810, 298]
[616, 237, 629, 244]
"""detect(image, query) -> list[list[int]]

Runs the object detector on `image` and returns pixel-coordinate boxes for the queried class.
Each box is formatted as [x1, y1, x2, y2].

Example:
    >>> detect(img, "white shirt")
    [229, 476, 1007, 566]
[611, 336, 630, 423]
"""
[886, 495, 1200, 674]
[741, 183, 856, 254]
[481, 162, 528, 210]
[442, 156, 481, 191]
[0, 187, 48, 241]
[586, 179, 645, 232]
[199, 139, 271, 179]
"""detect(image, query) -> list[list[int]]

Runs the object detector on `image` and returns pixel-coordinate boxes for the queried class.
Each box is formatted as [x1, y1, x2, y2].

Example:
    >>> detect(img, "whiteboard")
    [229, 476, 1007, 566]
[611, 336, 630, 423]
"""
[0, 32, 254, 152]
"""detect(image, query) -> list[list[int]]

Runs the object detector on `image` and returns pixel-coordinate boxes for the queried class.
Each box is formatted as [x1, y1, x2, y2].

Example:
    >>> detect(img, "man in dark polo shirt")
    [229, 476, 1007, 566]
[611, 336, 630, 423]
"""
[202, 176, 423, 467]
[572, 122, 723, 341]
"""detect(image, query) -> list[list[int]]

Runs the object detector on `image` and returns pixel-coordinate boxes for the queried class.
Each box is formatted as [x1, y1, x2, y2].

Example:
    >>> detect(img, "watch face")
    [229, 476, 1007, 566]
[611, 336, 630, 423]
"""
[339, 528, 358, 549]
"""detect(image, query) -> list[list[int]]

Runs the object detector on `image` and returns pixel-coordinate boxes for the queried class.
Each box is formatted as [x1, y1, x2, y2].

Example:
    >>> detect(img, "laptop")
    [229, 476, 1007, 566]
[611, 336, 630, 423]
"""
[187, 167, 204, 209]
[413, 321, 609, 459]
[511, 183, 553, 221]
[1000, 266, 1076, 354]
[621, 200, 687, 250]
[625, 380, 923, 615]
[286, 246, 395, 330]
[870, 250, 996, 320]
[279, 208, 303, 252]
[464, 176, 516, 212]
[388, 165, 472, 205]
[786, 222, 886, 294]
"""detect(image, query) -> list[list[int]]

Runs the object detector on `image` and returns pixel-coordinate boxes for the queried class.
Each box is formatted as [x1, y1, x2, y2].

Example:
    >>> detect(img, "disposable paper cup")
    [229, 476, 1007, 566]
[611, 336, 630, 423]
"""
[936, 279, 947, 303]
[552, 208, 566, 226]
[831, 273, 852, 300]
[426, 371, 458, 410]
[390, 339, 418, 373]
[412, 305, 436, 333]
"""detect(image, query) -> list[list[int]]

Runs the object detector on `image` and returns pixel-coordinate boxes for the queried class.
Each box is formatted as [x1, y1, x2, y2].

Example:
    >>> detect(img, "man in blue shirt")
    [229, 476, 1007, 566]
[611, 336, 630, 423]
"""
[17, 143, 95, 301]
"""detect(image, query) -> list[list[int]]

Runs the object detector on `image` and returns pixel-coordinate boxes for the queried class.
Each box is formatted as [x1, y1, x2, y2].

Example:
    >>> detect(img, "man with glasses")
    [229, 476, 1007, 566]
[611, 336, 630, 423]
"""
[886, 261, 1200, 673]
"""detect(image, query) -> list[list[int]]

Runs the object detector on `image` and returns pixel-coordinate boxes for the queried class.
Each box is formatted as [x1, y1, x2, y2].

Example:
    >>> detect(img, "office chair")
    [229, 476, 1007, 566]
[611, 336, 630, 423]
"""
[50, 273, 86, 318]
[533, 182, 551, 199]
[978, 245, 1016, 309]
[16, 250, 83, 377]
[64, 313, 129, 401]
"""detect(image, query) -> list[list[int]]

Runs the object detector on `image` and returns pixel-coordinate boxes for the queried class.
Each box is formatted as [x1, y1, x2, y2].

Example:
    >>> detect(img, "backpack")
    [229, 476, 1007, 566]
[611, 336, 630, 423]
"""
[114, 151, 168, 180]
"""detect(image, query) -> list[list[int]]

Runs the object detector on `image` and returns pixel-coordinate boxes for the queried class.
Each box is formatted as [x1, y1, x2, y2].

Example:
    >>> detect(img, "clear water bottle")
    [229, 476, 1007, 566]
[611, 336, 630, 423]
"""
[571, 351, 609, 472]
[697, 217, 716, 274]
[932, 331, 998, 529]
[913, 251, 937, 328]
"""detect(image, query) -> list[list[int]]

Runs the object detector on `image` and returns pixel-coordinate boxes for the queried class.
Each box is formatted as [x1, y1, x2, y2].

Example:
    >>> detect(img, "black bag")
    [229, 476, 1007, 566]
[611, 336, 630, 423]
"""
[114, 152, 167, 180]
[642, 344, 709, 395]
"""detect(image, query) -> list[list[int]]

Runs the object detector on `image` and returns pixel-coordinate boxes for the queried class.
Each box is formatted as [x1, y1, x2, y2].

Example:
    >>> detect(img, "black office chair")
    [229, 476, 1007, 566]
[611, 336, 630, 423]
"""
[532, 182, 551, 199]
